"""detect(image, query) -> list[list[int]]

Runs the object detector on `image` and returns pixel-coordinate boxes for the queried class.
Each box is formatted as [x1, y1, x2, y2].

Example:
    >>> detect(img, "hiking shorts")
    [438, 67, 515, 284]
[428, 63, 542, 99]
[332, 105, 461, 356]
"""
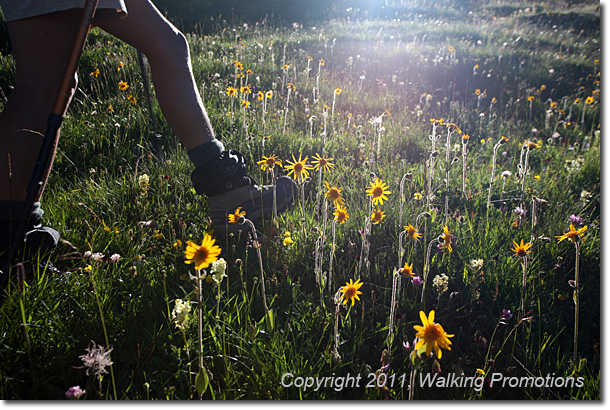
[0, 0, 127, 22]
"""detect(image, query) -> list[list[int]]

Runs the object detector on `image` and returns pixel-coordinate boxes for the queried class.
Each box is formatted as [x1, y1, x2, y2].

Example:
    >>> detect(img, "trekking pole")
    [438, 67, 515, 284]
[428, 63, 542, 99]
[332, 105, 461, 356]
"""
[136, 50, 164, 158]
[6, 0, 99, 272]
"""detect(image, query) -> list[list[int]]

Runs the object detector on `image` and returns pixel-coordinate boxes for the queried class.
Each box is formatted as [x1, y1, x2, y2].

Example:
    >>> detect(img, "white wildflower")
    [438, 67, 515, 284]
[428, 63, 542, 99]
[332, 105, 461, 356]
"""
[469, 259, 484, 272]
[91, 252, 105, 262]
[211, 258, 227, 275]
[432, 273, 449, 294]
[210, 258, 227, 286]
[580, 189, 592, 203]
[172, 299, 192, 331]
[564, 156, 585, 174]
[138, 174, 150, 190]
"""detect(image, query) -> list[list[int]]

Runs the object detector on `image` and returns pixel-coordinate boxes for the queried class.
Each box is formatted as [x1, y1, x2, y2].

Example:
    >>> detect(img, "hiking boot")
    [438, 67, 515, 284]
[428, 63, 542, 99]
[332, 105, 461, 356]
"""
[208, 176, 298, 235]
[0, 202, 60, 295]
[191, 150, 298, 235]
[1, 202, 60, 259]
[191, 150, 253, 197]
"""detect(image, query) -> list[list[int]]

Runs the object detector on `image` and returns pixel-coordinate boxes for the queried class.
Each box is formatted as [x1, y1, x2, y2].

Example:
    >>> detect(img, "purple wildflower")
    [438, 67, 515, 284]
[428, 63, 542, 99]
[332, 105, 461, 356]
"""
[569, 214, 583, 226]
[403, 337, 418, 352]
[65, 385, 86, 399]
[412, 276, 423, 287]
[514, 206, 527, 216]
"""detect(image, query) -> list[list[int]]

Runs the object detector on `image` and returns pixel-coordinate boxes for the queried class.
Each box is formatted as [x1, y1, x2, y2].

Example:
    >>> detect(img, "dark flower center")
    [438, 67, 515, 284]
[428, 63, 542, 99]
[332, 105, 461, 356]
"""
[196, 248, 209, 263]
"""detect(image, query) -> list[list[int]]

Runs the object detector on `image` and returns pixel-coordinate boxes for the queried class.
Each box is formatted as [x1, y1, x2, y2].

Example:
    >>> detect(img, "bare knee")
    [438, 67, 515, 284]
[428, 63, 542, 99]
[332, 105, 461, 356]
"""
[144, 30, 191, 71]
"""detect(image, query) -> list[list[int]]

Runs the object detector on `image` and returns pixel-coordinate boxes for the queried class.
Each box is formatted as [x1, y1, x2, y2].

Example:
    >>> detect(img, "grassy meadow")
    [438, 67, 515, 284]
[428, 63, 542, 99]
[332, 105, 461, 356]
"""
[0, 0, 601, 400]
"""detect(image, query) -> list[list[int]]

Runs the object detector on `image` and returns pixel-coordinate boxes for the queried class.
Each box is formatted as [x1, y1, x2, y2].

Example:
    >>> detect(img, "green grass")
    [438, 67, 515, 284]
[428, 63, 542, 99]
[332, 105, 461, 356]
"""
[0, 0, 600, 400]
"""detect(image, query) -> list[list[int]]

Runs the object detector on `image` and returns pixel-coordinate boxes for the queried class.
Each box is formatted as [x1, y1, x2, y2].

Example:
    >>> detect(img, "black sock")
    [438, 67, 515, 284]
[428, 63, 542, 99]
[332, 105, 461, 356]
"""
[187, 140, 225, 169]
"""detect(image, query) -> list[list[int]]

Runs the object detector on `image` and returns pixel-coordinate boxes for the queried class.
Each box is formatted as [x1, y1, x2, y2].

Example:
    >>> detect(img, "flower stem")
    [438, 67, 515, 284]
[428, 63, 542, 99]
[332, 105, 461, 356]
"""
[216, 281, 221, 320]
[316, 200, 329, 302]
[315, 168, 323, 219]
[245, 219, 269, 315]
[520, 256, 528, 313]
[314, 234, 324, 306]
[321, 199, 328, 254]
[399, 172, 410, 230]
[300, 182, 306, 227]
[329, 219, 337, 292]
[398, 230, 407, 267]
[520, 146, 531, 206]
[530, 198, 536, 243]
[262, 96, 267, 134]
[444, 128, 453, 225]
[357, 215, 371, 280]
[487, 141, 502, 211]
[283, 88, 291, 134]
[196, 269, 205, 377]
[242, 105, 248, 138]
[90, 271, 118, 400]
[573, 241, 581, 363]
[408, 367, 417, 400]
[332, 290, 342, 362]
[271, 168, 278, 222]
[421, 237, 439, 309]
[331, 94, 336, 132]
[376, 124, 383, 158]
[387, 270, 400, 358]
[462, 142, 468, 198]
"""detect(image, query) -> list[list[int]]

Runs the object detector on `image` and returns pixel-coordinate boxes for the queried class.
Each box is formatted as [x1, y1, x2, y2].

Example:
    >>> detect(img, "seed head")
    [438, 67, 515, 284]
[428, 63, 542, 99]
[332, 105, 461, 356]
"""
[79, 340, 113, 378]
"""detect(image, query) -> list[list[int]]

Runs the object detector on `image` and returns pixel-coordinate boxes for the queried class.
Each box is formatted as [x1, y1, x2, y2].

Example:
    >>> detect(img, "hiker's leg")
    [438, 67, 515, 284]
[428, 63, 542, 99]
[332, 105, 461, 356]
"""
[0, 10, 81, 202]
[94, 0, 215, 150]
[94, 0, 297, 233]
